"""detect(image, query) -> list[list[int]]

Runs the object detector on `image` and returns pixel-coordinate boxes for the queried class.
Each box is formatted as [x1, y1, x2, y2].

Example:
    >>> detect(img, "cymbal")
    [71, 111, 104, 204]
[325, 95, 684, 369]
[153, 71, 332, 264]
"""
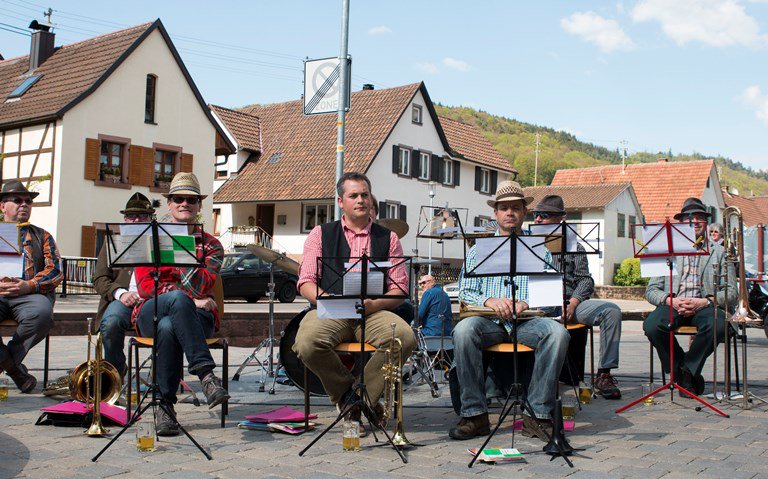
[410, 257, 440, 265]
[245, 244, 300, 276]
[377, 218, 409, 239]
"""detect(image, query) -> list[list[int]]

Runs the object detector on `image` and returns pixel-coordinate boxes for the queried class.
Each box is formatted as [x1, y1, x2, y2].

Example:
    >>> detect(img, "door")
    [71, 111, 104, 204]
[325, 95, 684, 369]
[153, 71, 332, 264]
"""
[256, 204, 275, 237]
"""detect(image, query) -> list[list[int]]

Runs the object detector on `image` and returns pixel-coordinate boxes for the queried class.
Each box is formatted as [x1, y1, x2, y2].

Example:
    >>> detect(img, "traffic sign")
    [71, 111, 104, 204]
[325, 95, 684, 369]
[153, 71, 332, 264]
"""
[303, 57, 351, 115]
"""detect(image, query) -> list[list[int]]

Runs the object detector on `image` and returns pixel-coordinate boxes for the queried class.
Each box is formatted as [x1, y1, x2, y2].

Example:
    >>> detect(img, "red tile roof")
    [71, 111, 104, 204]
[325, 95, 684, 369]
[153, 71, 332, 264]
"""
[524, 183, 634, 211]
[210, 104, 261, 153]
[551, 159, 715, 221]
[439, 116, 515, 173]
[723, 191, 768, 227]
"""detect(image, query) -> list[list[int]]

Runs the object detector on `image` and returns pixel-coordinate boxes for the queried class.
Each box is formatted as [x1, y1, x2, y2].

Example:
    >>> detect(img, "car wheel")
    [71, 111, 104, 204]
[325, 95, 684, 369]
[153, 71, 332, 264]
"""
[245, 296, 261, 303]
[278, 283, 297, 303]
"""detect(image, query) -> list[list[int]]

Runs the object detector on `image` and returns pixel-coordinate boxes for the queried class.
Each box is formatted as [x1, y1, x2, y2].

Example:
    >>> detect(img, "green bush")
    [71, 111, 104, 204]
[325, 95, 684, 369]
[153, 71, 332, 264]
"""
[613, 258, 648, 286]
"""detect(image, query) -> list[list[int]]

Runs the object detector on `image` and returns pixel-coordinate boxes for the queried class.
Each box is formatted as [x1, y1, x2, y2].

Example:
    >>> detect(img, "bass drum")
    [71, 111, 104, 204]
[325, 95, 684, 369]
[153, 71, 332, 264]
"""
[279, 308, 327, 396]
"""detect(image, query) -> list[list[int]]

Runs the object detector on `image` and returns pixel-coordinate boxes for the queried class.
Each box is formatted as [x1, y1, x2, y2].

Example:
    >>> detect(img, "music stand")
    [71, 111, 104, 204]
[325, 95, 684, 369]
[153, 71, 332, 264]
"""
[461, 231, 574, 468]
[615, 219, 729, 417]
[298, 253, 412, 463]
[93, 220, 212, 461]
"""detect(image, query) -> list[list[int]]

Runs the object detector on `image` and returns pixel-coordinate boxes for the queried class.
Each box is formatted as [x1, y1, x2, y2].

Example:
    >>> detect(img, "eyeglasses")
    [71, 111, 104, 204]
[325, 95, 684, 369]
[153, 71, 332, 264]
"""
[124, 214, 151, 221]
[418, 281, 427, 285]
[170, 196, 200, 205]
[4, 197, 33, 205]
[533, 212, 557, 219]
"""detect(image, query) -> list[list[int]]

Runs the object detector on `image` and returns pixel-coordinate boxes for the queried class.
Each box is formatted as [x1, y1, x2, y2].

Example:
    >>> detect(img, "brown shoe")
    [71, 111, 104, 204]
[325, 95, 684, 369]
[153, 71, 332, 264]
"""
[520, 414, 552, 442]
[448, 413, 490, 440]
[6, 363, 36, 394]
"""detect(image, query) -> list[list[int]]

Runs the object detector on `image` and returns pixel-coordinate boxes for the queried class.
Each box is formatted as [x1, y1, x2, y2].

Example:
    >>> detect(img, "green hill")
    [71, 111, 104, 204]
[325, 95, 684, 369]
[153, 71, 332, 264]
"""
[435, 105, 768, 196]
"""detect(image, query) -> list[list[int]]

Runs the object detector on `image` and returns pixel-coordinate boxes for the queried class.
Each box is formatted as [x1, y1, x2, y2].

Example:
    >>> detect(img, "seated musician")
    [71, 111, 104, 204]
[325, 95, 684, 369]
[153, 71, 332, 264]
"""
[533, 195, 623, 399]
[418, 275, 453, 337]
[451, 180, 569, 441]
[0, 180, 62, 393]
[293, 172, 416, 435]
[94, 193, 155, 377]
[643, 197, 736, 395]
[132, 172, 229, 436]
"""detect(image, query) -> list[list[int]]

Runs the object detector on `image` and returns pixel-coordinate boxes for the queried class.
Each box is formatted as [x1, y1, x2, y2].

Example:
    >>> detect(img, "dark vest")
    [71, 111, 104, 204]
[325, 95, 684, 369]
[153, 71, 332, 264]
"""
[319, 220, 391, 295]
[24, 224, 55, 301]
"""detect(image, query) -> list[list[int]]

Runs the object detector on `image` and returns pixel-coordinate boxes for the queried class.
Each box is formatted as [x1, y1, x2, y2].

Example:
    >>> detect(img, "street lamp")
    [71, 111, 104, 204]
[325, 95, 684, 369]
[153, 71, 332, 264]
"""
[428, 181, 436, 274]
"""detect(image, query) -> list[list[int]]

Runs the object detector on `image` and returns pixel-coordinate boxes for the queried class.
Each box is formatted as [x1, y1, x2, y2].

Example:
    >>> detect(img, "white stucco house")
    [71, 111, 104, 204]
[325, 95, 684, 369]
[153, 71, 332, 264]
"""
[0, 19, 234, 256]
[211, 82, 517, 264]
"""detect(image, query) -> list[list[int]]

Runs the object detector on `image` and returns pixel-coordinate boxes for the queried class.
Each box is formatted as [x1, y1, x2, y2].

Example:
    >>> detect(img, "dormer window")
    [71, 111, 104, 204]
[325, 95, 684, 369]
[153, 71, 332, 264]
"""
[8, 75, 42, 99]
[412, 104, 423, 125]
[145, 74, 157, 123]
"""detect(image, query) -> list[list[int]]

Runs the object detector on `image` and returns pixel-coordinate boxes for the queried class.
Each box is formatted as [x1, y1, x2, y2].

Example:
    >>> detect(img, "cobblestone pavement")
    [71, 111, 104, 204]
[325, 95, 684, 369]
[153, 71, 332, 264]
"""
[2, 320, 768, 479]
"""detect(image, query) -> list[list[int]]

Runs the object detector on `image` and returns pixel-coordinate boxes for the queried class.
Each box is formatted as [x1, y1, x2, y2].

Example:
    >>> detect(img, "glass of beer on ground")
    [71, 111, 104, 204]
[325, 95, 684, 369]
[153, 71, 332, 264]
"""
[136, 417, 156, 452]
[342, 420, 360, 451]
[578, 382, 592, 404]
[642, 383, 655, 405]
[0, 378, 9, 401]
[561, 397, 577, 421]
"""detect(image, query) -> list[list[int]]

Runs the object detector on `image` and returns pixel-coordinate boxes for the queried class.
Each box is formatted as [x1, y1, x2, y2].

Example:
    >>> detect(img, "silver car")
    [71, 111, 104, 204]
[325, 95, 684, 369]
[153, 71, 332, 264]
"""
[442, 282, 460, 302]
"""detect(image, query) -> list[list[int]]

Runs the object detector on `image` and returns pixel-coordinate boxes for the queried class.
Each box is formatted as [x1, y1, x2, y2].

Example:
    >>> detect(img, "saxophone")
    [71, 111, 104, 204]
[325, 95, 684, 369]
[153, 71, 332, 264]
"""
[381, 323, 411, 447]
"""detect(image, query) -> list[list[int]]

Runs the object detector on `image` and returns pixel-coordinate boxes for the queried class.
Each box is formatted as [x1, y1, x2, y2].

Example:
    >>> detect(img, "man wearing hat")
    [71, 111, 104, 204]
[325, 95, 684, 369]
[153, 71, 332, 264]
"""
[94, 193, 155, 377]
[0, 179, 62, 393]
[451, 180, 569, 441]
[643, 197, 736, 395]
[131, 172, 229, 435]
[532, 195, 624, 399]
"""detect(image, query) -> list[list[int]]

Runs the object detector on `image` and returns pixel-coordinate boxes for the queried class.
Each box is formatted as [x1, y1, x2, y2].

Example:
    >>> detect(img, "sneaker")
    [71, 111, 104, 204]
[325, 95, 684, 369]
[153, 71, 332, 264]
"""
[156, 404, 180, 437]
[520, 414, 553, 442]
[593, 372, 622, 400]
[448, 412, 490, 440]
[201, 373, 230, 409]
[6, 363, 36, 394]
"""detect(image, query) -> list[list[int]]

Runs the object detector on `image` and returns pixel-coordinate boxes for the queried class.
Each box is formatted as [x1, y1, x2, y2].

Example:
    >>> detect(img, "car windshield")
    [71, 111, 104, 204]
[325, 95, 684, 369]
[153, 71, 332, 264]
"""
[222, 254, 241, 269]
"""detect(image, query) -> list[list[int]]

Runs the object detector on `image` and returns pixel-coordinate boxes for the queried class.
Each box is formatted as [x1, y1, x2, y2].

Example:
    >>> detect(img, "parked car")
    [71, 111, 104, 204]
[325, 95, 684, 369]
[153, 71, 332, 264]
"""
[443, 282, 460, 302]
[220, 251, 297, 303]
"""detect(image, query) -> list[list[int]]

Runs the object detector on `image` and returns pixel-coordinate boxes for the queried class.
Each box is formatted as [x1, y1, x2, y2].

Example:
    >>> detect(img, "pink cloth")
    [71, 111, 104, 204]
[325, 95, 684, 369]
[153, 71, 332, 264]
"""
[297, 216, 408, 293]
[40, 401, 134, 426]
[244, 406, 317, 423]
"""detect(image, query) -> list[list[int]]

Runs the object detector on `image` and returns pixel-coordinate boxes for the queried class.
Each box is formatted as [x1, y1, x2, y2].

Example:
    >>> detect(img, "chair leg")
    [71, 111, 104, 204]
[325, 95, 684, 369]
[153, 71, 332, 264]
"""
[127, 341, 133, 420]
[222, 340, 228, 428]
[43, 335, 50, 389]
[588, 327, 595, 387]
[304, 364, 310, 431]
[134, 343, 141, 406]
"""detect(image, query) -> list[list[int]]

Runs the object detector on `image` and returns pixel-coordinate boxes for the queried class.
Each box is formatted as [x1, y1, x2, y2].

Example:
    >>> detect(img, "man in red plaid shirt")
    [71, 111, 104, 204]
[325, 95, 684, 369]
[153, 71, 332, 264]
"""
[132, 172, 228, 436]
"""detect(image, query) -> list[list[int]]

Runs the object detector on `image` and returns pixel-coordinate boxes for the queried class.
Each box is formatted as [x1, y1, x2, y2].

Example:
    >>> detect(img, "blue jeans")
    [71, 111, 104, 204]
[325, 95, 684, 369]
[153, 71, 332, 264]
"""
[99, 300, 133, 375]
[135, 291, 215, 403]
[452, 316, 569, 420]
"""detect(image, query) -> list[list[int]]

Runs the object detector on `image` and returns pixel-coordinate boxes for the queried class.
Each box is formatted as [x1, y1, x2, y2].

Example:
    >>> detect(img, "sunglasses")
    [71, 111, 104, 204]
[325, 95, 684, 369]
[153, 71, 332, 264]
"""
[4, 197, 33, 205]
[170, 196, 200, 205]
[124, 214, 151, 221]
[533, 212, 558, 219]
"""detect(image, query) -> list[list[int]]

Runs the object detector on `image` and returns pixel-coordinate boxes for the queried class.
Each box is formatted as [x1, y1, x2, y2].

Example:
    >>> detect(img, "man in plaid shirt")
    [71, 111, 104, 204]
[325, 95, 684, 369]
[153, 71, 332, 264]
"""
[132, 173, 229, 436]
[451, 180, 569, 442]
[0, 180, 62, 393]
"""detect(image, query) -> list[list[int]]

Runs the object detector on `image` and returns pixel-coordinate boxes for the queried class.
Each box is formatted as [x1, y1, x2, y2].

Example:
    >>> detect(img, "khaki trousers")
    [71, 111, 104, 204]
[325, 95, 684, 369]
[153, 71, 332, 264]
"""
[293, 309, 416, 405]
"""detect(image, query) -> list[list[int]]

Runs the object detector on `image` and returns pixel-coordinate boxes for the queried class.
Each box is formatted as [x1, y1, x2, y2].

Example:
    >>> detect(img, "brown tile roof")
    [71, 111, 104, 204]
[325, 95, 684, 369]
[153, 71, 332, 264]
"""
[0, 22, 152, 127]
[438, 116, 515, 173]
[550, 159, 715, 222]
[723, 191, 768, 227]
[215, 83, 427, 203]
[524, 183, 634, 211]
[210, 104, 261, 153]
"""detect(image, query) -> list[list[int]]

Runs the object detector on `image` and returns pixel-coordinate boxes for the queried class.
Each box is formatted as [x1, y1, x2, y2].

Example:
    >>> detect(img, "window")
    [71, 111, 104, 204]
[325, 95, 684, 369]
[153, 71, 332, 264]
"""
[8, 75, 42, 99]
[99, 141, 126, 182]
[628, 215, 636, 239]
[412, 104, 423, 124]
[479, 168, 491, 193]
[302, 204, 335, 232]
[398, 148, 411, 176]
[418, 152, 430, 180]
[475, 215, 493, 227]
[442, 159, 454, 185]
[145, 74, 157, 123]
[154, 149, 176, 185]
[215, 169, 228, 179]
[386, 203, 399, 219]
[213, 208, 222, 235]
[617, 213, 626, 238]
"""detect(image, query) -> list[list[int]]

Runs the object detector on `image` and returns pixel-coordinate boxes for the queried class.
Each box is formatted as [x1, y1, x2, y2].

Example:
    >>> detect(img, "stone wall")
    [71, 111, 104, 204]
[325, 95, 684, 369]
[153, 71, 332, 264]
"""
[594, 285, 646, 301]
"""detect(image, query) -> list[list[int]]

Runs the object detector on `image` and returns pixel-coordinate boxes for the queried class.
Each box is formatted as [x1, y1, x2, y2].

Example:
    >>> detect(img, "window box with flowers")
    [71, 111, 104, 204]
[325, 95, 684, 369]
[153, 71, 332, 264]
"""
[100, 165, 122, 183]
[155, 174, 173, 189]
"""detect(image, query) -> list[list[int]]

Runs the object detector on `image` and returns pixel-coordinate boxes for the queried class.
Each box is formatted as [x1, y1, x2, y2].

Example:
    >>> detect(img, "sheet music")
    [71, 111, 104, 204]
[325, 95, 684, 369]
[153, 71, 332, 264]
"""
[111, 223, 196, 265]
[640, 257, 677, 277]
[473, 236, 550, 275]
[670, 223, 699, 252]
[641, 224, 669, 255]
[528, 276, 564, 307]
[317, 298, 359, 319]
[343, 271, 384, 296]
[516, 236, 550, 273]
[0, 254, 24, 277]
[0, 223, 20, 254]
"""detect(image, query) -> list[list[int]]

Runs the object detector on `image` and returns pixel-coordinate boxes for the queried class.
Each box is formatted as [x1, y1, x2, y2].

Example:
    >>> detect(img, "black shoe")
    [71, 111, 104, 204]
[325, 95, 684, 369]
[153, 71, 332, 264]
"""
[692, 373, 705, 396]
[676, 366, 694, 391]
[6, 363, 36, 394]
[201, 373, 230, 409]
[448, 413, 490, 440]
[156, 404, 180, 437]
[520, 414, 553, 442]
[593, 372, 622, 400]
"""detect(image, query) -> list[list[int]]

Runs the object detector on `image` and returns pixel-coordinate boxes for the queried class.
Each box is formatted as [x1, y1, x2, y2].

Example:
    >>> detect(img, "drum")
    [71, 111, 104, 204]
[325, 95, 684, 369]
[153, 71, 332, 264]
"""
[279, 308, 327, 396]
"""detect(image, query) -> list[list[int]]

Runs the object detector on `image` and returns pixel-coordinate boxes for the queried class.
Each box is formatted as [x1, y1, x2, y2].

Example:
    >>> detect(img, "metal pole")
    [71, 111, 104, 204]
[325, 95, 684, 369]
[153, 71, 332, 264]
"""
[335, 0, 350, 220]
[428, 194, 434, 275]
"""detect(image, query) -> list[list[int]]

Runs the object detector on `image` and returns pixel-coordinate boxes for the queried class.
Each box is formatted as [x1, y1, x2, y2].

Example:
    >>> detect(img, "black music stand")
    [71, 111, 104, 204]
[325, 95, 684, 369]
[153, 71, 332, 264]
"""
[461, 231, 574, 468]
[93, 220, 212, 461]
[615, 219, 729, 417]
[298, 253, 412, 463]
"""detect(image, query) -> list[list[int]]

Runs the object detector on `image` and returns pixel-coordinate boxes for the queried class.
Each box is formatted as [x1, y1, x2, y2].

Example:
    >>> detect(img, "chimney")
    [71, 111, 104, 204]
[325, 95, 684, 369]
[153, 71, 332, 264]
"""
[362, 83, 374, 90]
[657, 157, 668, 163]
[28, 20, 55, 71]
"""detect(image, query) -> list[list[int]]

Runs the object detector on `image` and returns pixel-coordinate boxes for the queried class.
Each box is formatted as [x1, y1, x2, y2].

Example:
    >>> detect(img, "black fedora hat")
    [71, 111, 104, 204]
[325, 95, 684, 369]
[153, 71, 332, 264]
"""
[0, 179, 39, 200]
[120, 192, 155, 215]
[673, 197, 711, 221]
[533, 195, 566, 215]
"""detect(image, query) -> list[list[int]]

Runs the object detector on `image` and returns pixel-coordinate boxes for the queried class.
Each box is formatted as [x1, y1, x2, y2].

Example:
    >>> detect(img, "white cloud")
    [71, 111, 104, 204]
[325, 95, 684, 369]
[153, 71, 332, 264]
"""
[442, 57, 471, 72]
[632, 0, 767, 48]
[415, 62, 439, 75]
[740, 84, 768, 126]
[368, 25, 392, 35]
[560, 11, 636, 53]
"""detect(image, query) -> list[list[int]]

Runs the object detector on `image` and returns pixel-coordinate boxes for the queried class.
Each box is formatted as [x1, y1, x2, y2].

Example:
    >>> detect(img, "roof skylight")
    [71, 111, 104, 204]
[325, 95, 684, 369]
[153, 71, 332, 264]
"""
[8, 75, 42, 99]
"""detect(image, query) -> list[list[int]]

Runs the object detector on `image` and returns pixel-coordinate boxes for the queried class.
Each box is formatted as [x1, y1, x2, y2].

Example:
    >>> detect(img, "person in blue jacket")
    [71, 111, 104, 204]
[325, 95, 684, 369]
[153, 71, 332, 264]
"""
[418, 275, 453, 336]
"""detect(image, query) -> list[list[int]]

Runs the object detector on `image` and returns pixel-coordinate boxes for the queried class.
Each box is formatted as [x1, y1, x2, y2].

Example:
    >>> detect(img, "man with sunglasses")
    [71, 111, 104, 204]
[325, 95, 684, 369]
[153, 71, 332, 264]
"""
[94, 193, 155, 378]
[532, 195, 623, 400]
[418, 275, 452, 336]
[131, 172, 229, 436]
[0, 180, 62, 393]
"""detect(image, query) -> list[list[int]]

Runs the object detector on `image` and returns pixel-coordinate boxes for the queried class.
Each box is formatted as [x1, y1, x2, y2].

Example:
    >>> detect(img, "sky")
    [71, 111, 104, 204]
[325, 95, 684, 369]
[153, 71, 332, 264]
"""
[1, 0, 767, 172]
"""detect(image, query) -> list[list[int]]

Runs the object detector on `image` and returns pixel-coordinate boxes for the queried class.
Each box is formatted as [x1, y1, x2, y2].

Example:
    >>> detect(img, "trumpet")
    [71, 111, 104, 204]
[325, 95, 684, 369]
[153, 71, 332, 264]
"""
[381, 323, 411, 447]
[723, 206, 763, 326]
[459, 301, 545, 320]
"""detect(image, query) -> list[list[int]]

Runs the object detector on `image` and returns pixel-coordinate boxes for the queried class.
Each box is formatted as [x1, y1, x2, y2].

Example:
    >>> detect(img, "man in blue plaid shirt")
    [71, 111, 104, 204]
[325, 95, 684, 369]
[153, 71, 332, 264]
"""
[449, 180, 569, 442]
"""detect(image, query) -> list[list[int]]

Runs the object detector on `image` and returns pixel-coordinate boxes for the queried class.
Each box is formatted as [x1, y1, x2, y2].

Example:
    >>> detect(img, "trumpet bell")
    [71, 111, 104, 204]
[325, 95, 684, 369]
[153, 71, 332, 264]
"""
[69, 360, 123, 405]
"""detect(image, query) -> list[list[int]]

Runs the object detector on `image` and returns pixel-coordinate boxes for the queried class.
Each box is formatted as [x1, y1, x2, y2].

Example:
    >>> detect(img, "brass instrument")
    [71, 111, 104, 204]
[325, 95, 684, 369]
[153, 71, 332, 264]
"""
[85, 329, 109, 436]
[381, 323, 411, 447]
[723, 206, 763, 327]
[459, 301, 545, 320]
[69, 319, 122, 406]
